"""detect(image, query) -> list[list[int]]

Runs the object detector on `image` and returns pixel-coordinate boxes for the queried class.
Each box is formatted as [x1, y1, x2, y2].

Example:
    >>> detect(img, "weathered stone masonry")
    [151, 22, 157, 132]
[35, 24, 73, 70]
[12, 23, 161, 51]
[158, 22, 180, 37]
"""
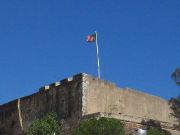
[0, 73, 179, 135]
[0, 73, 84, 135]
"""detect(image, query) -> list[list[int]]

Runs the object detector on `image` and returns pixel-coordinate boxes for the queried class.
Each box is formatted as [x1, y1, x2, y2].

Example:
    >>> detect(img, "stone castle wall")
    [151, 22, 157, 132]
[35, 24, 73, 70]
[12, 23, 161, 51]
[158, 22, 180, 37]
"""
[82, 74, 174, 126]
[0, 74, 83, 135]
[0, 73, 177, 135]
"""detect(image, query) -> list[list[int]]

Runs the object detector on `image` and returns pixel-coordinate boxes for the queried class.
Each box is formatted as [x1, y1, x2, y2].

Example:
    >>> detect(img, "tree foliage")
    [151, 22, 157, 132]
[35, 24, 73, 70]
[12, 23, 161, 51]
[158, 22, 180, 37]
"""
[72, 117, 125, 135]
[147, 127, 170, 135]
[170, 68, 180, 130]
[171, 68, 180, 86]
[169, 96, 180, 130]
[27, 112, 60, 135]
[142, 119, 171, 135]
[169, 96, 180, 118]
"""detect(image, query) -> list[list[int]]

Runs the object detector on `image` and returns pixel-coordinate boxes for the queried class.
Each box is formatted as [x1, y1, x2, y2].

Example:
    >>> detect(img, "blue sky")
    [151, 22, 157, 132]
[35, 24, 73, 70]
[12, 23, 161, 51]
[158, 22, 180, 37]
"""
[0, 0, 180, 104]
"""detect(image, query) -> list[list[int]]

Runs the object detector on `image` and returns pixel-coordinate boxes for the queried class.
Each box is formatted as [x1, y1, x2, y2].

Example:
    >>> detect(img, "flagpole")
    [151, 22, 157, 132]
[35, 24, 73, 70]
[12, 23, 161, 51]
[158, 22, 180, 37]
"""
[95, 31, 101, 79]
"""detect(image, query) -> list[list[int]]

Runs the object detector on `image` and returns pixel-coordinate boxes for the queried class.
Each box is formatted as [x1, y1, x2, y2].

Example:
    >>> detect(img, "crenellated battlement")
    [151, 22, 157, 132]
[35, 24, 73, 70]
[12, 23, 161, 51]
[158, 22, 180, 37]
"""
[0, 73, 179, 135]
[38, 73, 85, 92]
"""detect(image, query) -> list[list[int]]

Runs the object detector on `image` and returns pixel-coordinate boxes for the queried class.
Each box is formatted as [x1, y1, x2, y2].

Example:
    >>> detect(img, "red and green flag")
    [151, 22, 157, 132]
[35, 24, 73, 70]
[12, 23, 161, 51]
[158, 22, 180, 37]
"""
[86, 33, 96, 42]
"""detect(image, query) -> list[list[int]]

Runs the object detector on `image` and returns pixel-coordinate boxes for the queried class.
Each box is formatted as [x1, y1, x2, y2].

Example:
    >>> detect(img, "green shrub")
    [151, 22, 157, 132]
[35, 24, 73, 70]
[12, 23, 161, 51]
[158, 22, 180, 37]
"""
[72, 117, 125, 135]
[27, 112, 60, 135]
[147, 127, 170, 135]
[169, 96, 180, 130]
[141, 119, 171, 135]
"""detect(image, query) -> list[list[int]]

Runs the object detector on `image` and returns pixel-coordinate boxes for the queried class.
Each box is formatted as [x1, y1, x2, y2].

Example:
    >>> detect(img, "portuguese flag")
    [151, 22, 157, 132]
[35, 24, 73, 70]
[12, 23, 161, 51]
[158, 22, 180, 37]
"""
[86, 33, 96, 42]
